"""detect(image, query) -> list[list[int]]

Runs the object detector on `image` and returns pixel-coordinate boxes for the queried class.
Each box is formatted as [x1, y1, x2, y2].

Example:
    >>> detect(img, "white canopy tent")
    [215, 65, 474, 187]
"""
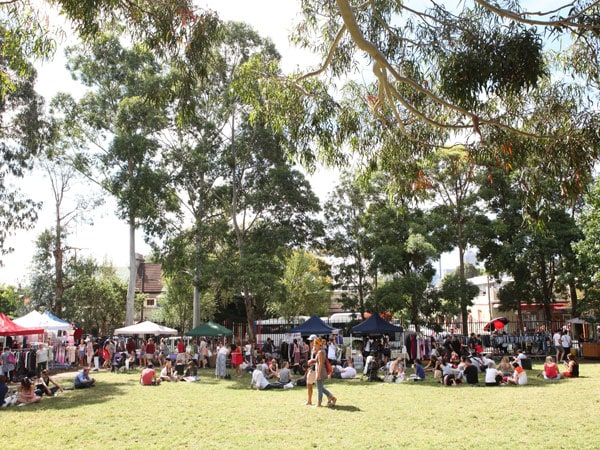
[13, 310, 71, 331]
[114, 321, 178, 336]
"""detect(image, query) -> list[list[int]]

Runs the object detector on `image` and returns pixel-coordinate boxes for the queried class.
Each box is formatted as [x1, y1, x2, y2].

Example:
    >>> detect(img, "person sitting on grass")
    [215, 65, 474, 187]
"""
[250, 366, 284, 390]
[542, 356, 561, 380]
[422, 355, 438, 373]
[141, 363, 161, 386]
[159, 361, 178, 382]
[463, 358, 480, 386]
[562, 353, 579, 378]
[412, 359, 425, 381]
[278, 361, 292, 384]
[35, 369, 64, 396]
[390, 356, 406, 382]
[332, 361, 358, 379]
[485, 362, 503, 386]
[507, 362, 528, 385]
[74, 368, 96, 389]
[18, 377, 41, 404]
[497, 356, 513, 378]
[0, 375, 8, 406]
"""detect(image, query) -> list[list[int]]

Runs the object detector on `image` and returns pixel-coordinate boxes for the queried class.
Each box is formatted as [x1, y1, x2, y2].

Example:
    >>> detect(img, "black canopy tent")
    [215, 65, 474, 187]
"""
[350, 313, 405, 375]
[350, 313, 404, 335]
[286, 314, 337, 336]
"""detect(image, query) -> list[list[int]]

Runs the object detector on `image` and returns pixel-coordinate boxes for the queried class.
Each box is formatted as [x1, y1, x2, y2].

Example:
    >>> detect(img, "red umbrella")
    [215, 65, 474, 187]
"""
[483, 317, 509, 332]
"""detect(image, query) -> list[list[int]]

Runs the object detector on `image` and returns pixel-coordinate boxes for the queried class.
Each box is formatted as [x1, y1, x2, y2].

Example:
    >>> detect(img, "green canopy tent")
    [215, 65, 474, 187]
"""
[185, 321, 233, 337]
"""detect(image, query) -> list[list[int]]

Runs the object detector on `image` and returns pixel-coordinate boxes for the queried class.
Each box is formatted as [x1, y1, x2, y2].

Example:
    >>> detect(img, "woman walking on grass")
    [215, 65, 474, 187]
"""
[313, 337, 336, 407]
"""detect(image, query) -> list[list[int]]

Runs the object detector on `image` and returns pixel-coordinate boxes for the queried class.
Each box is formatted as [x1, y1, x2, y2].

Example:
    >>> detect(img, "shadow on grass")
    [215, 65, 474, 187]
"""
[330, 404, 361, 412]
[6, 379, 134, 413]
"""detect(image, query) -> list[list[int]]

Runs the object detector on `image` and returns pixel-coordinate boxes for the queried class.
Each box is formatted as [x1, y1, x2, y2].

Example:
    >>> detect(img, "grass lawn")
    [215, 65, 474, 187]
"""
[1, 360, 599, 449]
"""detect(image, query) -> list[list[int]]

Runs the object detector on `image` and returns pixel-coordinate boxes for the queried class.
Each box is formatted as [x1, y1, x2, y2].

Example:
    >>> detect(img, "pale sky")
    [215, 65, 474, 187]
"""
[0, 1, 337, 286]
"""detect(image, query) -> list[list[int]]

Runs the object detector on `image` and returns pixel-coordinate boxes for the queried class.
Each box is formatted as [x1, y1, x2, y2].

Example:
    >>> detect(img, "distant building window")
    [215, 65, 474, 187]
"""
[146, 298, 155, 307]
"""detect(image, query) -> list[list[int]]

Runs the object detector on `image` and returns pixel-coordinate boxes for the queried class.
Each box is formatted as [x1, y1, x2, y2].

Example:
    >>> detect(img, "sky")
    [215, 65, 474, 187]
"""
[0, 1, 338, 286]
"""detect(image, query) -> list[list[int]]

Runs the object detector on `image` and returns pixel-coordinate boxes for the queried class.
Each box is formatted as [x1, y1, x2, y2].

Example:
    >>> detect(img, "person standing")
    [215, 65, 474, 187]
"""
[85, 339, 95, 369]
[158, 338, 170, 368]
[560, 330, 572, 362]
[327, 337, 338, 365]
[215, 343, 229, 379]
[145, 338, 156, 366]
[77, 339, 86, 367]
[231, 339, 243, 377]
[553, 329, 564, 364]
[126, 338, 137, 364]
[304, 335, 318, 405]
[198, 338, 208, 369]
[244, 340, 254, 367]
[293, 338, 301, 368]
[313, 337, 336, 407]
[1, 348, 15, 381]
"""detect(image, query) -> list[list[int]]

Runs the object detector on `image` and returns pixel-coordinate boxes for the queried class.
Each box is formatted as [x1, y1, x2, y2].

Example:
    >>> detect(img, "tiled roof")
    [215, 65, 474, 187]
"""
[135, 262, 164, 294]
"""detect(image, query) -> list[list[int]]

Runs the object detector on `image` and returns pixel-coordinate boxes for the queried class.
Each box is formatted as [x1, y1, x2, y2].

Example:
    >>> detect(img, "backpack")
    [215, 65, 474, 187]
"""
[7, 352, 16, 365]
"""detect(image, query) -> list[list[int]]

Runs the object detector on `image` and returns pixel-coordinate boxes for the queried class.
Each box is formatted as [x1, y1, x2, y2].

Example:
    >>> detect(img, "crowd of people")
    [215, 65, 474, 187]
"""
[0, 326, 587, 409]
[396, 329, 583, 387]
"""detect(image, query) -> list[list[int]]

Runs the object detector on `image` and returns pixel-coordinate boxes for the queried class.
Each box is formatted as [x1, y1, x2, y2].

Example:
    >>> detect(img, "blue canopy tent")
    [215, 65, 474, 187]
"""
[286, 314, 336, 336]
[42, 311, 72, 330]
[350, 314, 405, 374]
[350, 313, 403, 335]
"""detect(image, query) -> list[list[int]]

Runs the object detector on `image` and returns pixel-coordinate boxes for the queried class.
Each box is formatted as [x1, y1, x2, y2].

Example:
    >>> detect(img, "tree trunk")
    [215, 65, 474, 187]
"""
[126, 213, 136, 326]
[193, 238, 201, 328]
[54, 221, 64, 316]
[568, 279, 578, 318]
[457, 221, 469, 335]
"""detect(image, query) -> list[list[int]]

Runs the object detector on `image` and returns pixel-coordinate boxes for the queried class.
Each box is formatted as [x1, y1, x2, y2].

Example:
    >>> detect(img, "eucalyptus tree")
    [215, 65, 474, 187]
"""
[156, 22, 264, 328]
[38, 154, 104, 315]
[423, 145, 487, 332]
[365, 201, 441, 328]
[60, 34, 181, 325]
[475, 166, 584, 324]
[439, 272, 480, 329]
[0, 0, 219, 261]
[323, 171, 386, 317]
[0, 40, 47, 259]
[178, 23, 323, 340]
[28, 230, 58, 313]
[573, 180, 600, 318]
[222, 118, 323, 340]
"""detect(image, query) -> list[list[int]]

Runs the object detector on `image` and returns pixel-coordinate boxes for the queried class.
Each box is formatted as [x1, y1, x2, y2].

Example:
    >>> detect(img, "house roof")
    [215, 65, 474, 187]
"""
[135, 262, 164, 294]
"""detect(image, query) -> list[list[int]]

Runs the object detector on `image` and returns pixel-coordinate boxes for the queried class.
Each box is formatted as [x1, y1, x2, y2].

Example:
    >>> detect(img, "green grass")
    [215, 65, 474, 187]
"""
[2, 361, 599, 449]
